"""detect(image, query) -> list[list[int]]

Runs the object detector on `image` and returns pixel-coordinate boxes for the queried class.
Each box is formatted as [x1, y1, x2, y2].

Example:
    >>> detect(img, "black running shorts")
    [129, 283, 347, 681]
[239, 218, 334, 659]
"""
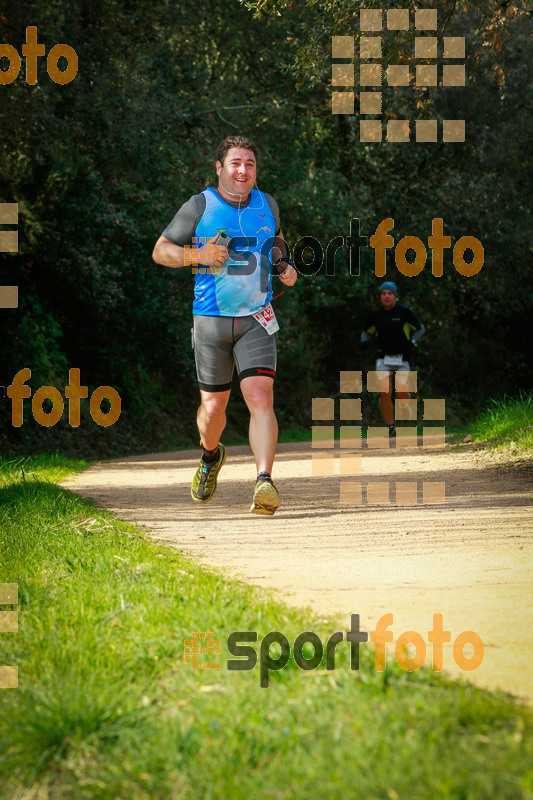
[192, 315, 277, 392]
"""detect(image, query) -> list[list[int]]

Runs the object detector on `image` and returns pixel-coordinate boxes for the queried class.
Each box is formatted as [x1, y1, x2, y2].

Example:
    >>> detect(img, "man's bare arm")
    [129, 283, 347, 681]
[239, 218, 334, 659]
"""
[152, 235, 187, 268]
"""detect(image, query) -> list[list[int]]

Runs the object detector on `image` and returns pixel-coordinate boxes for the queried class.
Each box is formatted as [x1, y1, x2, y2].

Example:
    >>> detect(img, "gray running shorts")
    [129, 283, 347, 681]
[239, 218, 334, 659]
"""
[192, 314, 277, 392]
[375, 358, 411, 386]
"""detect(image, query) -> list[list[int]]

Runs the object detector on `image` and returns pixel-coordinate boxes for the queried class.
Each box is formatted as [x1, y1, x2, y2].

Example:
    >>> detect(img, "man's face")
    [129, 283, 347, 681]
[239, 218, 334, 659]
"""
[216, 147, 257, 199]
[380, 289, 396, 309]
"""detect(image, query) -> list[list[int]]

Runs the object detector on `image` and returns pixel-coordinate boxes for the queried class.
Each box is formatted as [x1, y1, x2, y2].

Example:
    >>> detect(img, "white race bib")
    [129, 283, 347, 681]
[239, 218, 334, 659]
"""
[384, 354, 403, 367]
[253, 302, 279, 335]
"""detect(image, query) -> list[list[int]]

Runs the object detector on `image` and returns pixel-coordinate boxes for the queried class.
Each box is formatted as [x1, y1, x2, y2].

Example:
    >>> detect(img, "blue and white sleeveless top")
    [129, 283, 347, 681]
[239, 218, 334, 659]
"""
[193, 188, 276, 316]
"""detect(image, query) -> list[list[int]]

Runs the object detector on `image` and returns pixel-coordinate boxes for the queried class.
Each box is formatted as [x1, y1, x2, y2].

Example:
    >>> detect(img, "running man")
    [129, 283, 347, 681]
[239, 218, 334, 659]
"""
[361, 282, 425, 435]
[152, 135, 297, 514]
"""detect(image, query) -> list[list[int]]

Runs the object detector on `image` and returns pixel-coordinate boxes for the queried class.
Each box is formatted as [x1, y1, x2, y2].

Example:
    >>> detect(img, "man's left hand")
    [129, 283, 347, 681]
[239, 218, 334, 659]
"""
[279, 264, 297, 286]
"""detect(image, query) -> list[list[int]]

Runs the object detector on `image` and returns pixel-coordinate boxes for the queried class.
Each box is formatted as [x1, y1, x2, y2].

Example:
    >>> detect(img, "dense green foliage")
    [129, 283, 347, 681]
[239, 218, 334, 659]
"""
[1, 0, 531, 457]
[1, 455, 532, 798]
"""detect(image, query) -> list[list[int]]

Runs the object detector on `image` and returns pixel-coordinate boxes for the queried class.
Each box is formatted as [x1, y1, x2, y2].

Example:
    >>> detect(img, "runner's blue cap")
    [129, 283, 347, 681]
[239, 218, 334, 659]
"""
[379, 281, 397, 295]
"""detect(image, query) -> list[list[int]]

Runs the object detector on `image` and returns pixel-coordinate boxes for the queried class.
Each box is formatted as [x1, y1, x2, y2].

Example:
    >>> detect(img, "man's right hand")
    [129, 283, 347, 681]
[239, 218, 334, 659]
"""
[197, 233, 228, 268]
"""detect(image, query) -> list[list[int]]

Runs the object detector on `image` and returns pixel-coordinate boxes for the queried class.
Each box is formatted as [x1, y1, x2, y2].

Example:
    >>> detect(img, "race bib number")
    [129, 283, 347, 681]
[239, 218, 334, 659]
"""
[253, 302, 279, 335]
[384, 355, 403, 367]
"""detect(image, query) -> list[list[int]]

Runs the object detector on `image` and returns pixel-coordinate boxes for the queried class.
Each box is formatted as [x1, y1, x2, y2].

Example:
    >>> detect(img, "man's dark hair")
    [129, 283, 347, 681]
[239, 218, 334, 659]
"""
[217, 136, 258, 165]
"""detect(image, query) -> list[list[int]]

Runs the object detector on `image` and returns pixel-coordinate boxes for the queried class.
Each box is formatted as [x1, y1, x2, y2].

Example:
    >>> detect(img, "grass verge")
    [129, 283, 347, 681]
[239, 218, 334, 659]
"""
[470, 392, 533, 453]
[1, 456, 532, 799]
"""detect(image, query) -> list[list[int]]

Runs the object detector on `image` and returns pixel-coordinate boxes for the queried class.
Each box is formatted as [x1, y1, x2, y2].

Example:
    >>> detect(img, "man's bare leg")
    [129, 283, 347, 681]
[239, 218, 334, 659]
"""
[379, 376, 395, 426]
[197, 389, 231, 450]
[240, 375, 279, 514]
[191, 389, 231, 503]
[379, 375, 410, 427]
[240, 376, 277, 475]
[394, 391, 411, 417]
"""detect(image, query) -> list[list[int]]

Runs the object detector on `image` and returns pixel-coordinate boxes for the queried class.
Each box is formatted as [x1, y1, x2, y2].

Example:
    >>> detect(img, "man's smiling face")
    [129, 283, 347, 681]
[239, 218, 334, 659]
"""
[216, 147, 257, 201]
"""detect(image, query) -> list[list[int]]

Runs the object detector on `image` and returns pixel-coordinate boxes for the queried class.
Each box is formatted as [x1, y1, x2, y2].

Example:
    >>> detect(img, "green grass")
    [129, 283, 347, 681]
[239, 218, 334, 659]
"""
[278, 426, 311, 443]
[470, 392, 533, 453]
[0, 454, 91, 486]
[1, 456, 532, 799]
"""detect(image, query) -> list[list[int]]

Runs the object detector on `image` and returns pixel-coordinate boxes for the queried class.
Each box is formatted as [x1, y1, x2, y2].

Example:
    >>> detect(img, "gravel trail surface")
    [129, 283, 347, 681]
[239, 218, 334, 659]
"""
[61, 442, 533, 702]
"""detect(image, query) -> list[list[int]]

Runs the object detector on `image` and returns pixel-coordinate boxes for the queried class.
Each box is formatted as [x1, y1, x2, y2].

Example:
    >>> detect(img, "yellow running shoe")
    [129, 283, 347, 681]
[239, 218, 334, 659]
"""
[191, 444, 226, 502]
[250, 473, 280, 515]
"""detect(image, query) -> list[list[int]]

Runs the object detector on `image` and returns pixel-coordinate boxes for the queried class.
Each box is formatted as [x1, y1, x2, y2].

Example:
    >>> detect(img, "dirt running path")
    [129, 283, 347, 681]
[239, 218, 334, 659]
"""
[61, 442, 533, 702]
